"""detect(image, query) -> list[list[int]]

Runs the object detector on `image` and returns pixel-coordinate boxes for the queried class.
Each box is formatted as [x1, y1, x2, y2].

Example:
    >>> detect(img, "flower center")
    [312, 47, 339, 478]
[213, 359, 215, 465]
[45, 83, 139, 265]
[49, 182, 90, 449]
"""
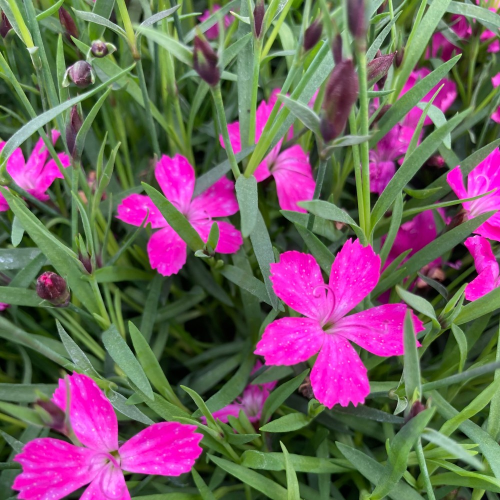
[313, 284, 337, 328]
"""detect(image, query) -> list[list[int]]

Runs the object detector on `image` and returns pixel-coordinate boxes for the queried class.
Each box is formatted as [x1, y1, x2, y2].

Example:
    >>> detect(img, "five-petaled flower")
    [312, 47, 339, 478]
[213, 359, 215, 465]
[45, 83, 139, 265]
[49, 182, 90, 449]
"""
[117, 154, 243, 276]
[13, 373, 202, 500]
[447, 148, 500, 241]
[221, 89, 316, 213]
[255, 239, 424, 408]
[0, 130, 70, 211]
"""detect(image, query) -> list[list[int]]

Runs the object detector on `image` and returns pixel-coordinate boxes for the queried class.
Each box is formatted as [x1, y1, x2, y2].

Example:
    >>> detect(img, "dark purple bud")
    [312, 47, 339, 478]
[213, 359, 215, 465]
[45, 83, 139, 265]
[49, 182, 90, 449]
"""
[377, 0, 388, 14]
[0, 11, 12, 38]
[332, 34, 343, 64]
[58, 7, 79, 41]
[193, 35, 220, 86]
[304, 19, 322, 52]
[404, 400, 426, 424]
[253, 0, 265, 39]
[78, 252, 93, 274]
[367, 52, 395, 87]
[66, 61, 94, 88]
[347, 0, 366, 42]
[91, 40, 108, 58]
[36, 272, 70, 307]
[395, 47, 404, 67]
[34, 399, 68, 434]
[66, 106, 83, 159]
[426, 154, 446, 168]
[320, 59, 359, 143]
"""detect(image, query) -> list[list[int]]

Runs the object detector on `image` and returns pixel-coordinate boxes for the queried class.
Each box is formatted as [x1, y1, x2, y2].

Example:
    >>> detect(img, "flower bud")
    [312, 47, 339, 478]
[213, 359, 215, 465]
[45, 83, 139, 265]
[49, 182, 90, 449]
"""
[66, 106, 83, 159]
[367, 52, 395, 87]
[36, 272, 70, 307]
[426, 154, 446, 168]
[377, 0, 388, 14]
[347, 0, 366, 42]
[320, 59, 359, 143]
[34, 399, 68, 434]
[58, 7, 79, 41]
[91, 40, 108, 57]
[395, 46, 404, 67]
[63, 61, 95, 88]
[0, 11, 12, 38]
[253, 0, 265, 39]
[404, 400, 426, 424]
[332, 34, 343, 64]
[304, 19, 322, 52]
[193, 35, 220, 86]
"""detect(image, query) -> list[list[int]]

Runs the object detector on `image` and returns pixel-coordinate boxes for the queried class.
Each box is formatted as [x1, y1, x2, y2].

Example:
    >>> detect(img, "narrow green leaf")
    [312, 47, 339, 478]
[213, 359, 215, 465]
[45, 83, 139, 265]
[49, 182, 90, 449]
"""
[450, 324, 468, 373]
[403, 309, 422, 402]
[11, 217, 24, 247]
[191, 469, 217, 500]
[136, 26, 193, 66]
[279, 94, 320, 135]
[236, 175, 258, 238]
[260, 413, 311, 432]
[89, 0, 116, 39]
[280, 442, 301, 500]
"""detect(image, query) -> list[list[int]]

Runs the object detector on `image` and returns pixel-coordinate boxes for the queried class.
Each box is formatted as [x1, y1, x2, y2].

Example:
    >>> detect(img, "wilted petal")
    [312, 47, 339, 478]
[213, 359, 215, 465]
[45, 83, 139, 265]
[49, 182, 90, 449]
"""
[255, 317, 324, 365]
[190, 176, 239, 218]
[116, 194, 166, 228]
[333, 304, 424, 356]
[147, 227, 187, 276]
[328, 240, 381, 322]
[81, 464, 130, 500]
[193, 220, 243, 254]
[13, 438, 100, 500]
[272, 145, 315, 212]
[120, 422, 202, 476]
[310, 335, 370, 408]
[52, 373, 118, 452]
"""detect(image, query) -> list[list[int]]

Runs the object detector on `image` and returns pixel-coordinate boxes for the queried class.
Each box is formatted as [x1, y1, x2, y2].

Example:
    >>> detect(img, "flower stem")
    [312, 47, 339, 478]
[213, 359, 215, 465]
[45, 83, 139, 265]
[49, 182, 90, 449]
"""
[348, 110, 366, 233]
[248, 38, 262, 146]
[115, 0, 139, 59]
[307, 154, 328, 231]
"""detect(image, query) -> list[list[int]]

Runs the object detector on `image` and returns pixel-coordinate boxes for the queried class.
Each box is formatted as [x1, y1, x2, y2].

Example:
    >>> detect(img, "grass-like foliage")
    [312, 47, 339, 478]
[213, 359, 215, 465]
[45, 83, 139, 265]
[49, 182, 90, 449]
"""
[1, 0, 500, 498]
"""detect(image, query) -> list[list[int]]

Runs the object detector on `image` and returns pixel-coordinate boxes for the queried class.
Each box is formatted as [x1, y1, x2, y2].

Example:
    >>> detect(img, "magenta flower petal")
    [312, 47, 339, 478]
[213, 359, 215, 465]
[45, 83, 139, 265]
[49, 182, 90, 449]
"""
[269, 251, 328, 318]
[333, 304, 424, 357]
[155, 154, 195, 214]
[13, 438, 100, 499]
[116, 193, 166, 228]
[0, 191, 9, 212]
[369, 160, 395, 194]
[52, 373, 118, 452]
[193, 220, 243, 253]
[255, 317, 324, 365]
[81, 464, 130, 500]
[211, 404, 243, 423]
[190, 177, 239, 218]
[447, 167, 468, 200]
[328, 239, 381, 321]
[33, 153, 71, 198]
[272, 145, 315, 212]
[4, 147, 26, 186]
[310, 335, 370, 408]
[147, 226, 187, 276]
[465, 236, 500, 301]
[120, 422, 202, 476]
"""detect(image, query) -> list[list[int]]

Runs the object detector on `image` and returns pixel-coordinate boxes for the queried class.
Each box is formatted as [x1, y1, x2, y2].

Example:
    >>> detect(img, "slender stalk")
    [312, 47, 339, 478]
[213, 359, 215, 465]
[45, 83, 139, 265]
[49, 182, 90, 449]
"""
[248, 37, 262, 146]
[415, 439, 436, 500]
[348, 111, 366, 233]
[307, 155, 328, 231]
[115, 0, 139, 59]
[71, 162, 79, 253]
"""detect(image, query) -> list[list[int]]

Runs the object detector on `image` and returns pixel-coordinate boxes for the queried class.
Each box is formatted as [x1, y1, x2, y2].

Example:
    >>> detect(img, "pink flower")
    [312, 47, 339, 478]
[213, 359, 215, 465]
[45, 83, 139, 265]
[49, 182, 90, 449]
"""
[254, 239, 424, 408]
[0, 303, 9, 311]
[0, 131, 70, 210]
[13, 373, 203, 500]
[221, 90, 316, 213]
[209, 362, 277, 424]
[447, 148, 500, 241]
[198, 5, 233, 40]
[464, 235, 500, 301]
[428, 15, 471, 61]
[117, 154, 243, 276]
[491, 73, 500, 123]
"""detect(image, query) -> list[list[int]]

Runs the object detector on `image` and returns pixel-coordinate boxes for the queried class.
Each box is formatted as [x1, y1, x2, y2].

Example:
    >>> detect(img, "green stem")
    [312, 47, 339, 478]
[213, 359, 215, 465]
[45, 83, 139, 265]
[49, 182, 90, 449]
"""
[89, 276, 111, 328]
[415, 439, 436, 500]
[115, 0, 139, 59]
[248, 38, 262, 146]
[211, 84, 241, 179]
[348, 110, 365, 233]
[71, 162, 80, 253]
[307, 154, 328, 231]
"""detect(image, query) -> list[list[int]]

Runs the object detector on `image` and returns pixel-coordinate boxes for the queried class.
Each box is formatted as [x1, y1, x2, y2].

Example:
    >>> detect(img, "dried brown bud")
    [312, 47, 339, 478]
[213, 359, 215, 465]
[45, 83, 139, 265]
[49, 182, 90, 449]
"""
[58, 7, 78, 41]
[66, 106, 83, 159]
[65, 61, 95, 88]
[91, 40, 108, 57]
[253, 0, 265, 39]
[193, 35, 220, 86]
[347, 0, 366, 42]
[367, 52, 395, 87]
[34, 399, 68, 434]
[0, 11, 12, 38]
[304, 19, 322, 52]
[36, 272, 70, 307]
[320, 59, 359, 143]
[332, 34, 343, 64]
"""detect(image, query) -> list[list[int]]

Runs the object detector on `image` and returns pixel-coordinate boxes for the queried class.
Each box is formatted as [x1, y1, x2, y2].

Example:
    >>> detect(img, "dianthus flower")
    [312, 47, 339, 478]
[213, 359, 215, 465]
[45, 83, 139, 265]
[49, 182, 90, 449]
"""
[465, 236, 500, 301]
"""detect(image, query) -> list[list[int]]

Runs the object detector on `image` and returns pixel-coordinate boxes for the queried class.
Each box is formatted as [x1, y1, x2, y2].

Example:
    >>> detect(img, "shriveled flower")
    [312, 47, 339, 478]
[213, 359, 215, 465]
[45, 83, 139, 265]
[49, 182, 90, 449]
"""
[117, 154, 243, 276]
[221, 90, 315, 213]
[13, 373, 203, 500]
[465, 236, 499, 301]
[198, 5, 233, 40]
[255, 239, 424, 408]
[0, 130, 70, 210]
[447, 148, 500, 241]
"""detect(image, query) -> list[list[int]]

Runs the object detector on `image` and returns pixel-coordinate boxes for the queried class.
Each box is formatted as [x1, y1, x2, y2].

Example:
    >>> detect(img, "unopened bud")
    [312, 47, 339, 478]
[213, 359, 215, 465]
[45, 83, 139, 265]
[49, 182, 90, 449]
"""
[304, 19, 322, 52]
[253, 0, 265, 38]
[404, 400, 426, 424]
[66, 106, 83, 159]
[36, 272, 70, 307]
[395, 47, 404, 67]
[0, 11, 12, 38]
[332, 34, 343, 64]
[426, 155, 446, 168]
[348, 0, 366, 42]
[63, 61, 95, 88]
[91, 40, 108, 57]
[377, 0, 388, 13]
[34, 399, 67, 434]
[367, 52, 395, 87]
[58, 7, 79, 41]
[193, 35, 220, 86]
[320, 59, 359, 143]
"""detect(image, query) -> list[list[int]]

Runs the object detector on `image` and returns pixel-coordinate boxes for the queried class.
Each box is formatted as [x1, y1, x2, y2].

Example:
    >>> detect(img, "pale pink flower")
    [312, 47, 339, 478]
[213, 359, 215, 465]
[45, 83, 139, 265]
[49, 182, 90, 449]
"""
[447, 148, 500, 241]
[221, 90, 316, 213]
[198, 5, 233, 40]
[491, 73, 500, 123]
[464, 236, 500, 300]
[254, 240, 424, 409]
[13, 373, 202, 500]
[117, 154, 243, 276]
[0, 131, 70, 210]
